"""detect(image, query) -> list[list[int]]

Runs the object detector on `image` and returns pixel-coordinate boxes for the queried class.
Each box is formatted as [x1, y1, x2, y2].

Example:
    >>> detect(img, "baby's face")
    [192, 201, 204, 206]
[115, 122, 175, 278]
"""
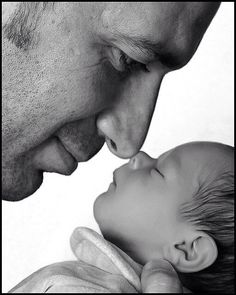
[94, 142, 233, 264]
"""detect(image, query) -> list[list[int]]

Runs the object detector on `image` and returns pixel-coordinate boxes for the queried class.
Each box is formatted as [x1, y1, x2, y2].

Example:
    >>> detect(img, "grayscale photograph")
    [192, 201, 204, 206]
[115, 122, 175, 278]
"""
[2, 2, 234, 293]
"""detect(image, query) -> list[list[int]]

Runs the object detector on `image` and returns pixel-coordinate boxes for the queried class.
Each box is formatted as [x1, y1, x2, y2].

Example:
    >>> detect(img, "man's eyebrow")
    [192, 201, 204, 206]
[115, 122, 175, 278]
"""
[114, 32, 181, 69]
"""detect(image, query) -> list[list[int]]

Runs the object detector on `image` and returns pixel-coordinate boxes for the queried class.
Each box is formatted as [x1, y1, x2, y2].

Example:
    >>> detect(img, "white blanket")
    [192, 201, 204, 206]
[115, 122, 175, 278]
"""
[9, 227, 143, 293]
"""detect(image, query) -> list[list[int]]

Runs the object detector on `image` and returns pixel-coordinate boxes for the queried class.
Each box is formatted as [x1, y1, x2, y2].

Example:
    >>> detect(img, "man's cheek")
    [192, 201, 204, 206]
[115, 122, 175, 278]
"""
[61, 62, 116, 116]
[94, 60, 125, 107]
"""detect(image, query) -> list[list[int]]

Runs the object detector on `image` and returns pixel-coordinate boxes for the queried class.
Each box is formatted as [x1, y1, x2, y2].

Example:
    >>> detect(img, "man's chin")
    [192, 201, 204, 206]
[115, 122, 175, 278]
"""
[2, 171, 44, 202]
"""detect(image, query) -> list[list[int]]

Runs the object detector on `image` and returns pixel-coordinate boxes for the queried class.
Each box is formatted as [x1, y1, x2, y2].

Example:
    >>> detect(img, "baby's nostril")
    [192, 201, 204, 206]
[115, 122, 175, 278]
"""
[110, 139, 117, 151]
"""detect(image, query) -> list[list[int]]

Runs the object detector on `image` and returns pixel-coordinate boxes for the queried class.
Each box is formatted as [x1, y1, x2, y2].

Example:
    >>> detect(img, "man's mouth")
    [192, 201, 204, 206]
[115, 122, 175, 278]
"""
[33, 137, 78, 175]
[55, 118, 105, 163]
[33, 125, 105, 176]
[57, 137, 79, 163]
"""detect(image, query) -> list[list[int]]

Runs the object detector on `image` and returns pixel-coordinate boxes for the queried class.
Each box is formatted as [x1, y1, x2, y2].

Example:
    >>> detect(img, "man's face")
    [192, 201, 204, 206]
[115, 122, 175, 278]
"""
[93, 142, 233, 265]
[2, 2, 220, 200]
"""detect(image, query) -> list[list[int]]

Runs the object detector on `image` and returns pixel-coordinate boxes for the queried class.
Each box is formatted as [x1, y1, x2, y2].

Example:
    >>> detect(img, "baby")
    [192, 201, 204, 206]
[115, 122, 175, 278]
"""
[93, 141, 234, 293]
[10, 141, 234, 293]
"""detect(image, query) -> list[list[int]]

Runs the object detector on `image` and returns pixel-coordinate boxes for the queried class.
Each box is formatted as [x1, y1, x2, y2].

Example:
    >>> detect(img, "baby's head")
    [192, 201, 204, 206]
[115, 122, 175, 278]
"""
[94, 141, 234, 293]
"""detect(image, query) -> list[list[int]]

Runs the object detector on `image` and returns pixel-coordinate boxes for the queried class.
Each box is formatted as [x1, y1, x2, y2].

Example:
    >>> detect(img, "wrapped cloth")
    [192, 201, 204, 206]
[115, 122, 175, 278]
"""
[9, 227, 142, 293]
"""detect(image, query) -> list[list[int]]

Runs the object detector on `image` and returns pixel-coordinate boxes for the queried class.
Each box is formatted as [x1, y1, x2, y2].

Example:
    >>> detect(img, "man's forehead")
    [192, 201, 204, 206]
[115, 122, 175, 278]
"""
[102, 3, 181, 35]
[102, 2, 217, 30]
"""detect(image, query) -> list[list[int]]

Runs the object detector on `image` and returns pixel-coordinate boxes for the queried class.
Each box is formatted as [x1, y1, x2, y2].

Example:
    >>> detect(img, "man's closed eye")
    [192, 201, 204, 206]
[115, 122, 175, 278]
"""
[110, 47, 149, 73]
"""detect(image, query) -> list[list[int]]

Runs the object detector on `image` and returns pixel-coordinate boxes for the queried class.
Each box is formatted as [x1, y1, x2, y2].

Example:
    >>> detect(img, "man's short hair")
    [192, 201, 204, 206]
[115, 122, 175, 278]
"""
[2, 2, 54, 50]
[178, 170, 234, 293]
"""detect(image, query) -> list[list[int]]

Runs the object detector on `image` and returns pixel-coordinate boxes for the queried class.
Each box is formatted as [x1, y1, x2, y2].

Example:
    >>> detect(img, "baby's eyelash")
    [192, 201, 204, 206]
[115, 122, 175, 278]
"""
[154, 167, 164, 178]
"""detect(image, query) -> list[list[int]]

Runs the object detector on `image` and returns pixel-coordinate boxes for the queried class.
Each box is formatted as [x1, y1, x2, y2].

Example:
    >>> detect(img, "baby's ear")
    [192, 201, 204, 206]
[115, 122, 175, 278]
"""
[166, 233, 218, 273]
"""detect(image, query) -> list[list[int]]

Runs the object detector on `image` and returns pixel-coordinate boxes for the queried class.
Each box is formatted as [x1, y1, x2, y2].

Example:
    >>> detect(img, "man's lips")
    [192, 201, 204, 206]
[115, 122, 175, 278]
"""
[57, 137, 79, 163]
[33, 130, 104, 176]
[57, 134, 105, 163]
[55, 118, 105, 163]
[58, 137, 85, 163]
[33, 137, 78, 175]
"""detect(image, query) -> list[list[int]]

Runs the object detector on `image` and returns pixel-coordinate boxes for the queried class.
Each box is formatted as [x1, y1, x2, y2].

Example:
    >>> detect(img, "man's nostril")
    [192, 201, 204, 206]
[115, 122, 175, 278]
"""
[110, 139, 117, 151]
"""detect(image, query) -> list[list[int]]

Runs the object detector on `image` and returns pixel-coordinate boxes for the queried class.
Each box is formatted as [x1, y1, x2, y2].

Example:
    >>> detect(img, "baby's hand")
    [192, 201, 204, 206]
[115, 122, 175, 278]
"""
[141, 259, 184, 293]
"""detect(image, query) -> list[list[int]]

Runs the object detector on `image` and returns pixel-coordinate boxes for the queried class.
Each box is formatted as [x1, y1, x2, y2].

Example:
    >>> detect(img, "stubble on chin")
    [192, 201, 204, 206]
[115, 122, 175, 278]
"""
[2, 153, 44, 201]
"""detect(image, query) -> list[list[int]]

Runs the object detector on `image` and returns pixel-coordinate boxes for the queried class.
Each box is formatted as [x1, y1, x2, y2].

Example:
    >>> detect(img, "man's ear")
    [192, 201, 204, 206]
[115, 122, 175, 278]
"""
[166, 233, 218, 273]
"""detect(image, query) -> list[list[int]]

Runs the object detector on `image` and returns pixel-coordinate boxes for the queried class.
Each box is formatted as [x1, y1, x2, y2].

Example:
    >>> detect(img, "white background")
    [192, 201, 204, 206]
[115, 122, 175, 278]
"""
[2, 3, 234, 292]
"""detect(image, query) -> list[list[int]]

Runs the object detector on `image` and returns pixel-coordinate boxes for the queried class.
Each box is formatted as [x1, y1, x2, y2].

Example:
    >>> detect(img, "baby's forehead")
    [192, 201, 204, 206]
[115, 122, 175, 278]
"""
[169, 142, 233, 160]
[173, 142, 233, 179]
[158, 142, 233, 177]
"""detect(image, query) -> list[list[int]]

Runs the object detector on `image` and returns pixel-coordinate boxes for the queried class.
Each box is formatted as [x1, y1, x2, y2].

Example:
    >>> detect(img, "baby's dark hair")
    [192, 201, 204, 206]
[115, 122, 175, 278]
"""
[178, 169, 234, 293]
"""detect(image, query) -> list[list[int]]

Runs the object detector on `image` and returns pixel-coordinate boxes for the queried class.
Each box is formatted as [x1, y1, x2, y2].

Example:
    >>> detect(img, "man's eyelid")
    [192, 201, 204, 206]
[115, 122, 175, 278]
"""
[112, 34, 160, 64]
[108, 40, 149, 65]
[110, 46, 149, 73]
[108, 46, 125, 71]
[114, 48, 145, 67]
[100, 35, 152, 64]
[120, 47, 151, 65]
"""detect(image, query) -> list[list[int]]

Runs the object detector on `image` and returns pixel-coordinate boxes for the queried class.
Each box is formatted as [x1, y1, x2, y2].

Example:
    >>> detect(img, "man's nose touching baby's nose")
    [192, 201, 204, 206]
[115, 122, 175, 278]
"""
[128, 151, 153, 169]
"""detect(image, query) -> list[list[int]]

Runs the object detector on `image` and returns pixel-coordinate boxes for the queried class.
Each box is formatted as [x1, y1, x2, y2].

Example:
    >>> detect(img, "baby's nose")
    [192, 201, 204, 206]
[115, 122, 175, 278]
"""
[129, 151, 154, 170]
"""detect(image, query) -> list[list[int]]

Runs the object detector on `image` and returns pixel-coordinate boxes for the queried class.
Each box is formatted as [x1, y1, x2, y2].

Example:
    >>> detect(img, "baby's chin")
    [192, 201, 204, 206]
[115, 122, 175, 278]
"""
[93, 192, 106, 225]
[93, 196, 154, 265]
[93, 188, 115, 226]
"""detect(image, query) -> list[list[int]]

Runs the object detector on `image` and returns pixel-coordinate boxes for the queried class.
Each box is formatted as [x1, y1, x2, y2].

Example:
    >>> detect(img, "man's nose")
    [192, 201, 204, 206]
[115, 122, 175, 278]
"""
[128, 151, 154, 170]
[96, 63, 165, 159]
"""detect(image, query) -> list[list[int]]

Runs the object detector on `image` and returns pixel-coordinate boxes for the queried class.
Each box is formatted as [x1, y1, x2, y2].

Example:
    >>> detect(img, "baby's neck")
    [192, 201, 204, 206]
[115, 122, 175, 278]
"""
[103, 232, 146, 266]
